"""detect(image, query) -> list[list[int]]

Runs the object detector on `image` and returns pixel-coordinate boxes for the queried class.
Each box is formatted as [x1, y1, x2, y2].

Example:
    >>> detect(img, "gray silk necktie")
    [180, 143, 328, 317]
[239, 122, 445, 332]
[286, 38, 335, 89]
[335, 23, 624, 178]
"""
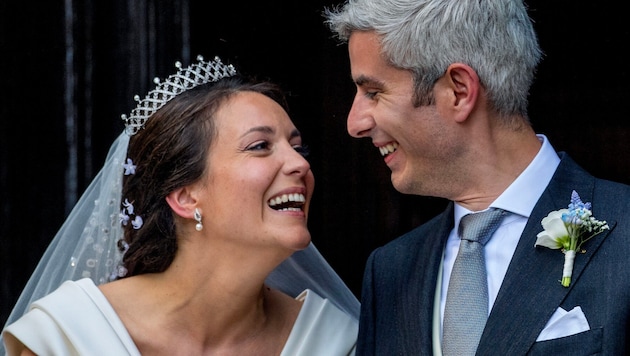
[442, 208, 506, 356]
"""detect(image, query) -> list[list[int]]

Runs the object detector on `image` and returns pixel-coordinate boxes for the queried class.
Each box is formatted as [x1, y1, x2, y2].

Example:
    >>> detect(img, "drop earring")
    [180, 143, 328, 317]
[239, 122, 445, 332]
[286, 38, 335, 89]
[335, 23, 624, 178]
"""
[194, 208, 203, 231]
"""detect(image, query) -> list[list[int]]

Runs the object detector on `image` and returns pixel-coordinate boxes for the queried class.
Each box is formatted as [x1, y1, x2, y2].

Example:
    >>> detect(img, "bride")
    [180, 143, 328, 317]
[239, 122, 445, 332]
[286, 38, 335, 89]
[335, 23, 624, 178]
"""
[2, 56, 359, 355]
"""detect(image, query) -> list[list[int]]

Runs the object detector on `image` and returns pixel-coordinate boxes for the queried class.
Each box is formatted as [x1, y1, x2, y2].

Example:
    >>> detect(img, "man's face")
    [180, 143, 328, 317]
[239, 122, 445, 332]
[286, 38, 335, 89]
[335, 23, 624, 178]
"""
[346, 31, 464, 197]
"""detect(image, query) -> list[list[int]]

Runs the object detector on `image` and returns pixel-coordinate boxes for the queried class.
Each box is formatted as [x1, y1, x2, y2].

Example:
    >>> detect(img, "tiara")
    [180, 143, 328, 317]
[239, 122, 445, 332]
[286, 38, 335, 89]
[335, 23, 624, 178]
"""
[121, 55, 237, 135]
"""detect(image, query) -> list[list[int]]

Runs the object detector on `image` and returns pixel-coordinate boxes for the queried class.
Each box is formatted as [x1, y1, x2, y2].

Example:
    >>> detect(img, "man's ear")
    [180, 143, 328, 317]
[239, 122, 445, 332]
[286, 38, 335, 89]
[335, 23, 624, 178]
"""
[443, 62, 480, 123]
[165, 186, 198, 219]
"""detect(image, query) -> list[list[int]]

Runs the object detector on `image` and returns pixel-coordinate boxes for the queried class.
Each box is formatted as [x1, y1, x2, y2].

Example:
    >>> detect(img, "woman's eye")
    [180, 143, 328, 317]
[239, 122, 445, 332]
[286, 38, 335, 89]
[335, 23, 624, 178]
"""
[294, 144, 310, 157]
[247, 141, 270, 151]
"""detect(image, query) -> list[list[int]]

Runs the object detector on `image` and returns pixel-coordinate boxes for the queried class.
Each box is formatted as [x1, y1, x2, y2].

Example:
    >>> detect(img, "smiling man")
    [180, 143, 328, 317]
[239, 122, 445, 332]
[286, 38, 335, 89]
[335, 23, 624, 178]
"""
[325, 0, 630, 355]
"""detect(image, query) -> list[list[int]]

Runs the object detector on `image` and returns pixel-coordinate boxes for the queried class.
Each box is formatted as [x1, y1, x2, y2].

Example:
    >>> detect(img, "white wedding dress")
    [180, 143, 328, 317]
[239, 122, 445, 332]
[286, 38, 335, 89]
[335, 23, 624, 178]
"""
[3, 278, 357, 356]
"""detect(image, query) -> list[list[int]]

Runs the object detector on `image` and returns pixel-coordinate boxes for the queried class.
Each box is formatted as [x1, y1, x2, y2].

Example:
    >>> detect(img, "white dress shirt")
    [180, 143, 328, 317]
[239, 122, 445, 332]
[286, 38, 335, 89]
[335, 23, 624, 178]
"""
[436, 134, 560, 342]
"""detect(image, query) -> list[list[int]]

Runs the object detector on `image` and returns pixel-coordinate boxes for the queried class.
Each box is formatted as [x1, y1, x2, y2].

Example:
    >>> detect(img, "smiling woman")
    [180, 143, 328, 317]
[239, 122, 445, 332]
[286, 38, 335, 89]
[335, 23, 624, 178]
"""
[2, 58, 358, 356]
[194, 89, 315, 253]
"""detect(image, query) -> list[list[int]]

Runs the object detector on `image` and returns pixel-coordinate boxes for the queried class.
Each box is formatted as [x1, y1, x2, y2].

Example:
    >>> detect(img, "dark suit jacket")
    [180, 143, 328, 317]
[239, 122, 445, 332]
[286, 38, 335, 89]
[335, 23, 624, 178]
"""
[357, 153, 630, 355]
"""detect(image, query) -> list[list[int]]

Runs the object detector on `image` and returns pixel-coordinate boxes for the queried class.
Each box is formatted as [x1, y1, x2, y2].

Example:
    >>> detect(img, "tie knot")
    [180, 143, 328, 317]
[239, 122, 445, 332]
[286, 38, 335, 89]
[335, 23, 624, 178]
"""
[459, 208, 505, 245]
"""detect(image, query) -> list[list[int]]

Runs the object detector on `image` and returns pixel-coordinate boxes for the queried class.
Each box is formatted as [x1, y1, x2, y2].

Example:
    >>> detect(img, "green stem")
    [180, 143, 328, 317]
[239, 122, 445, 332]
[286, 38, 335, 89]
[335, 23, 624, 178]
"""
[561, 276, 571, 287]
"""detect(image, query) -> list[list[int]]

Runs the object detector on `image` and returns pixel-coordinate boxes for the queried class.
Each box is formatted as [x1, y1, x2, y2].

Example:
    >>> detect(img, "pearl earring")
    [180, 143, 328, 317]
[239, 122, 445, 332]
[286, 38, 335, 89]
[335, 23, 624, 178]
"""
[194, 208, 203, 231]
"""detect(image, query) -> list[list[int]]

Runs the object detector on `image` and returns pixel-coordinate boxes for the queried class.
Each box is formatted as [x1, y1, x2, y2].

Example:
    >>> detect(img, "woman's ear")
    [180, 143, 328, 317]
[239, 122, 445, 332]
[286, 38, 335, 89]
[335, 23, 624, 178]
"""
[165, 186, 198, 219]
[443, 62, 480, 123]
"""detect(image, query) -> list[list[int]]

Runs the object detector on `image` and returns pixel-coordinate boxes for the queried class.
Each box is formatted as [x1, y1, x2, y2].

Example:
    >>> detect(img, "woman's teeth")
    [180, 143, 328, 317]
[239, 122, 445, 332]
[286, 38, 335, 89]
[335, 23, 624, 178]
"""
[268, 193, 306, 210]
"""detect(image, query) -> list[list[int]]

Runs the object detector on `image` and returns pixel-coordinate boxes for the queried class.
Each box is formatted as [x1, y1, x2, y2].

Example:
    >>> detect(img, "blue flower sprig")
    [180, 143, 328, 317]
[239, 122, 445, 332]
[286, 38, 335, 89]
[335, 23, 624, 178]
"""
[535, 190, 609, 287]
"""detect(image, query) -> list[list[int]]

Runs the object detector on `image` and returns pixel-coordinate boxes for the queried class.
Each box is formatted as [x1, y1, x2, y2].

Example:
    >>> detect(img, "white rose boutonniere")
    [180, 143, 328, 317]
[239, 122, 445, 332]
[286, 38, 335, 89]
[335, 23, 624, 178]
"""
[535, 190, 609, 287]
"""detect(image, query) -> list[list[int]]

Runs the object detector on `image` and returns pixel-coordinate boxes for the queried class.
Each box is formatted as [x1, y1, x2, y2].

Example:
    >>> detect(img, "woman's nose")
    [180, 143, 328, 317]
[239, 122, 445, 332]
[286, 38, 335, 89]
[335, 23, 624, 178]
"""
[285, 147, 311, 176]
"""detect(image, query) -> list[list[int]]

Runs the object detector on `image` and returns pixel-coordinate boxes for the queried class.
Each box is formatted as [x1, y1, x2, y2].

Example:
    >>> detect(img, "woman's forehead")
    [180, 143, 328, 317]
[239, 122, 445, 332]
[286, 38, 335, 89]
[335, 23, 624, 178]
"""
[215, 91, 294, 134]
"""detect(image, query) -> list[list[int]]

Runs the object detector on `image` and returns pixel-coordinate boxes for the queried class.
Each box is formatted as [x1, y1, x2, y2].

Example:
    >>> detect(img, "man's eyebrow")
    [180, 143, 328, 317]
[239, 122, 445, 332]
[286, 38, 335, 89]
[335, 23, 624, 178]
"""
[354, 74, 385, 88]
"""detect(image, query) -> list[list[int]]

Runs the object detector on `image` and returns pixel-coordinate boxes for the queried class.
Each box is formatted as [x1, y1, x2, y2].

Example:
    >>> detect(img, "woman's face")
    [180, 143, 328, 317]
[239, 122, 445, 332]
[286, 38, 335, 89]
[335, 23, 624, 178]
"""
[200, 91, 314, 252]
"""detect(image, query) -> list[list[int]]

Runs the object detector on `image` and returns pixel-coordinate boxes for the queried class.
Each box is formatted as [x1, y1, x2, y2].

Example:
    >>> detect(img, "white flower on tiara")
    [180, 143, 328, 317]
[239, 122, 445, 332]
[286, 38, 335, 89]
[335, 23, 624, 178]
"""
[123, 158, 136, 175]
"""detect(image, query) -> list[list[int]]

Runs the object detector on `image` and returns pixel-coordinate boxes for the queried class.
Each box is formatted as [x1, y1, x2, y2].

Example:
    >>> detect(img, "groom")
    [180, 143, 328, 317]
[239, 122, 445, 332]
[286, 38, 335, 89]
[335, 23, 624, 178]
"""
[325, 0, 630, 354]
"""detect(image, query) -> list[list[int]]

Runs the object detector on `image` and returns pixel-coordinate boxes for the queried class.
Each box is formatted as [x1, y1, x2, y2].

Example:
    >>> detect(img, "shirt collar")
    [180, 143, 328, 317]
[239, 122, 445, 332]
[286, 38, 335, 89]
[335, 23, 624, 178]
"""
[454, 134, 560, 221]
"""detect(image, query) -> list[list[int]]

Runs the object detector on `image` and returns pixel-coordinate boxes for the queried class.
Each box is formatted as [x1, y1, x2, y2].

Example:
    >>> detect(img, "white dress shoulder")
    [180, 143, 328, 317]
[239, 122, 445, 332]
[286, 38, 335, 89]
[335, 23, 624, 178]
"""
[3, 278, 357, 356]
[282, 289, 357, 355]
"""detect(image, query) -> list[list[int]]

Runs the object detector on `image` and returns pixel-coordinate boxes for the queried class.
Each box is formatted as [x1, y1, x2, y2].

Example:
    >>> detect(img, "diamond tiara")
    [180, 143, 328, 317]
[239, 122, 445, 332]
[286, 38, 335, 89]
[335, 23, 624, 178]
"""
[121, 55, 237, 136]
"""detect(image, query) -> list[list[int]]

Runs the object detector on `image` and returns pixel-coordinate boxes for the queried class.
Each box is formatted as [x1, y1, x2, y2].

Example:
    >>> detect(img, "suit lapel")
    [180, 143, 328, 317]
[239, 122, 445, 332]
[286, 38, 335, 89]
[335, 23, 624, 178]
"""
[410, 205, 454, 355]
[477, 154, 614, 354]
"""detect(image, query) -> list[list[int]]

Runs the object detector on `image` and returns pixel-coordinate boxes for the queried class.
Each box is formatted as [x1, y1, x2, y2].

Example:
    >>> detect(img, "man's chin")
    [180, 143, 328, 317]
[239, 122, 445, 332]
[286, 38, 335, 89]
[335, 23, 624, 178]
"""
[391, 174, 413, 195]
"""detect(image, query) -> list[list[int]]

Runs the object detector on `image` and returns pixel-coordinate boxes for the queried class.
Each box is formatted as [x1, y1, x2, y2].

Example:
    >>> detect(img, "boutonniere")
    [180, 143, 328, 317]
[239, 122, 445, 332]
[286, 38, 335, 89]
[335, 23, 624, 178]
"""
[534, 190, 609, 287]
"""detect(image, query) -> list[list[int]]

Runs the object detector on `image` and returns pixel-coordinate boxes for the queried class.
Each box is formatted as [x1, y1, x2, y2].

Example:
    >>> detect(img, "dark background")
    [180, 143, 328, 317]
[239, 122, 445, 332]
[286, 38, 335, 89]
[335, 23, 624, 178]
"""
[1, 1, 628, 327]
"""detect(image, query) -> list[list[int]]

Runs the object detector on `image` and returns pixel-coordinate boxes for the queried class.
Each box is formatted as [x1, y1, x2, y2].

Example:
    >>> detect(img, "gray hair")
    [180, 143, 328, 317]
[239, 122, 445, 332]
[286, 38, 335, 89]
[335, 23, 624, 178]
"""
[324, 0, 542, 119]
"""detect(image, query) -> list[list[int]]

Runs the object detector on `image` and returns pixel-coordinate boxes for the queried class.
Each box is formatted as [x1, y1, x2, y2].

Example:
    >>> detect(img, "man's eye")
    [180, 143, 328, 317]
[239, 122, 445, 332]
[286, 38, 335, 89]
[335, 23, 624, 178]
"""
[365, 91, 378, 99]
[294, 145, 310, 157]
